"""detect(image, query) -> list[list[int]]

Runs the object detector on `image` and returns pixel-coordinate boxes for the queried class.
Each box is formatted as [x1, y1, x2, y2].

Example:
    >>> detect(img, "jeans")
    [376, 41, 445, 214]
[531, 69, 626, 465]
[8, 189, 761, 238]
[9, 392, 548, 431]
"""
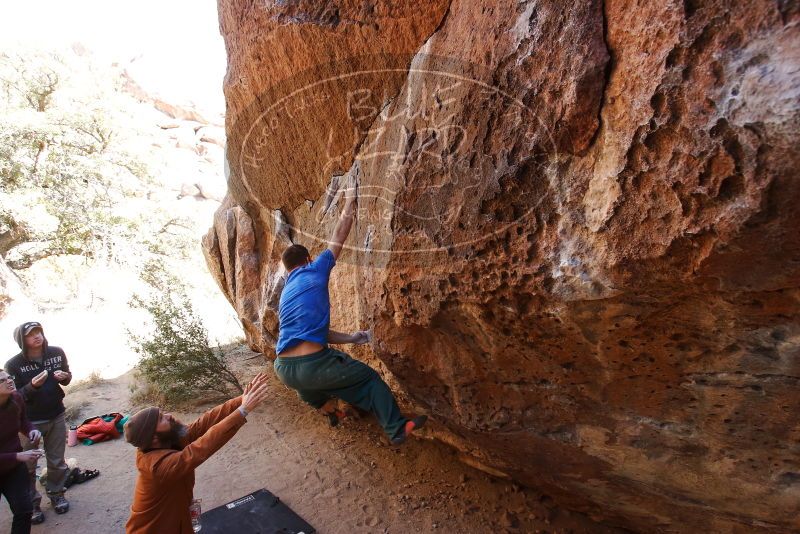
[21, 412, 68, 507]
[0, 462, 33, 534]
[274, 348, 407, 439]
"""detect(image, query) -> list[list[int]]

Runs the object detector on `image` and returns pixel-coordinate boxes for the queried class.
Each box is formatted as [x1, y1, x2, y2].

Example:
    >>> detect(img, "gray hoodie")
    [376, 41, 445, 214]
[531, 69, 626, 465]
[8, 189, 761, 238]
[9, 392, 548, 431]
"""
[5, 321, 71, 421]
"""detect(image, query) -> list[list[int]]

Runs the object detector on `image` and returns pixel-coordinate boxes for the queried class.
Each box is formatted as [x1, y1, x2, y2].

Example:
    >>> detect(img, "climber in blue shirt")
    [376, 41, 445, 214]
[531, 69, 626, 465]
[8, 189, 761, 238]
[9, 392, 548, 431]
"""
[273, 178, 427, 445]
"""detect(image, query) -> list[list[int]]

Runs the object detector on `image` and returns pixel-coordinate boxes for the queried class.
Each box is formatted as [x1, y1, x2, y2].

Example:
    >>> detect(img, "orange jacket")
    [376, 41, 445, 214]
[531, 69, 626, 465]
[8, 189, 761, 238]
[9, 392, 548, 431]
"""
[77, 413, 123, 443]
[125, 397, 246, 534]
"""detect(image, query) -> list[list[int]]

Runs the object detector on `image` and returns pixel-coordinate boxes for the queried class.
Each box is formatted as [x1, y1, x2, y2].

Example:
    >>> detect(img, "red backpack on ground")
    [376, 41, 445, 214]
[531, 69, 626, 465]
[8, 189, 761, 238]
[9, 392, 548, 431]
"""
[76, 412, 124, 444]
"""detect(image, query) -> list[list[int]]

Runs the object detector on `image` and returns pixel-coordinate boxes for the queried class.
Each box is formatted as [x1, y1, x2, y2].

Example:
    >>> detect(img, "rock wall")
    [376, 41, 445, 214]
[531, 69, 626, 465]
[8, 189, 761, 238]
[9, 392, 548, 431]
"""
[206, 1, 800, 531]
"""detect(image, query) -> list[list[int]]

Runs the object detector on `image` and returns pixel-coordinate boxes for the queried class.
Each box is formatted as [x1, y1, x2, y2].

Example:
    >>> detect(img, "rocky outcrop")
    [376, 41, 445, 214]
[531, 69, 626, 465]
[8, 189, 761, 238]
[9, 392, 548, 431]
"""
[121, 69, 213, 124]
[206, 1, 800, 531]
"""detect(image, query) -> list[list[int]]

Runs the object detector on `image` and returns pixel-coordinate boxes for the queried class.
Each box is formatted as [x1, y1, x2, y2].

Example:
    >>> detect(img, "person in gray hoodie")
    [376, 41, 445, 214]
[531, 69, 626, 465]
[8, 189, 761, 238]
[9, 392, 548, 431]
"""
[5, 321, 71, 523]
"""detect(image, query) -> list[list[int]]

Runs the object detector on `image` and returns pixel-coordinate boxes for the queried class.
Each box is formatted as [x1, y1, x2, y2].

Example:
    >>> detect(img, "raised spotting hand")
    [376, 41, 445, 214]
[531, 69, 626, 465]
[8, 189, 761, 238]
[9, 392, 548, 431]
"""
[241, 372, 270, 412]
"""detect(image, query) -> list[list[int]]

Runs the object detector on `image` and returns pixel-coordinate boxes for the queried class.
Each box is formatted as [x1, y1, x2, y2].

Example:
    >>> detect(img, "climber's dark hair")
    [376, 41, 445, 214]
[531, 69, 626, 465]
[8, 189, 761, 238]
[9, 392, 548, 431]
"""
[282, 244, 311, 272]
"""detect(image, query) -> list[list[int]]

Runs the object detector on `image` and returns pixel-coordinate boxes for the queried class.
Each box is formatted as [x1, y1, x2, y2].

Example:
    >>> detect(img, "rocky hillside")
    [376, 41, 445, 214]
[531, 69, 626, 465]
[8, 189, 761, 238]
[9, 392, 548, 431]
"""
[205, 1, 800, 531]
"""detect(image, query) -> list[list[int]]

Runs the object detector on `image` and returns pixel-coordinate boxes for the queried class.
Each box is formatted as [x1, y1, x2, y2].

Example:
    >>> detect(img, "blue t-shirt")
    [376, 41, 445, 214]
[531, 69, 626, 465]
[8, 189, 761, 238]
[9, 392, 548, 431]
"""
[276, 249, 336, 354]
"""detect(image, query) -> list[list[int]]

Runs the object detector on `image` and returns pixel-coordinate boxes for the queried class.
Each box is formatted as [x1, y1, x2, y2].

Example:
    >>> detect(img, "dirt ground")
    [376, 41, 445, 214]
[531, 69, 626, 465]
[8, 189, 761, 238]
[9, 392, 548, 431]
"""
[1, 346, 625, 534]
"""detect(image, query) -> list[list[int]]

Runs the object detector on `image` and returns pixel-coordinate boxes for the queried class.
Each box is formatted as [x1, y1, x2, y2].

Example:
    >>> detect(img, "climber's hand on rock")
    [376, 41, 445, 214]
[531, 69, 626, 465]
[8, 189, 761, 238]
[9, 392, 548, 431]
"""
[342, 169, 358, 208]
[328, 170, 358, 259]
[343, 192, 357, 212]
[352, 330, 371, 345]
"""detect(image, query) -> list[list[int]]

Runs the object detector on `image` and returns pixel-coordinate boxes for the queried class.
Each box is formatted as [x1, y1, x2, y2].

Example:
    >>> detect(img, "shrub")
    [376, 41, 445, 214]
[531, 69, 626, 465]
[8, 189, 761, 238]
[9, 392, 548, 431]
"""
[129, 261, 242, 406]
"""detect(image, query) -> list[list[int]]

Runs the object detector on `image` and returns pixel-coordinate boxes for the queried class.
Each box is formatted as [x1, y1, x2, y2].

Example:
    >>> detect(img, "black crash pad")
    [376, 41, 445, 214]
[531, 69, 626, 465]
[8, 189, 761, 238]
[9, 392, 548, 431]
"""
[199, 488, 315, 534]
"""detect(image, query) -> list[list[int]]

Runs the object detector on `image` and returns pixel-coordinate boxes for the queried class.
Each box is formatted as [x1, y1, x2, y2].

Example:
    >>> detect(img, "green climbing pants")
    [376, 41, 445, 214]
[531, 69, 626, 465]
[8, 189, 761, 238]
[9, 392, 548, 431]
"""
[274, 347, 407, 440]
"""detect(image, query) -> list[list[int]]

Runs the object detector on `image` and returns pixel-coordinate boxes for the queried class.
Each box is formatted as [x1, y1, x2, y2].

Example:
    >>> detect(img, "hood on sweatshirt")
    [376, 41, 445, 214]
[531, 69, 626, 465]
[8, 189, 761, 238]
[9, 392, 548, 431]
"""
[12, 321, 48, 358]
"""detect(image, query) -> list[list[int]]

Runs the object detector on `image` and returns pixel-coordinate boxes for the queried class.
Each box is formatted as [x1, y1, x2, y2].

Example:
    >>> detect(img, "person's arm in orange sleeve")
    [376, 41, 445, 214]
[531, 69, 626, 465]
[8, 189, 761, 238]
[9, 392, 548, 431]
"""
[183, 396, 243, 444]
[152, 410, 246, 482]
[151, 374, 270, 483]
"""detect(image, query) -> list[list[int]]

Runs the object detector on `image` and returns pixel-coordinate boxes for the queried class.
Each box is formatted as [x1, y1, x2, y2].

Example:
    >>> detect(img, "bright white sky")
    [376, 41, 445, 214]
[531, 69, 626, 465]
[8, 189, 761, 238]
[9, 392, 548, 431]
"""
[0, 0, 227, 116]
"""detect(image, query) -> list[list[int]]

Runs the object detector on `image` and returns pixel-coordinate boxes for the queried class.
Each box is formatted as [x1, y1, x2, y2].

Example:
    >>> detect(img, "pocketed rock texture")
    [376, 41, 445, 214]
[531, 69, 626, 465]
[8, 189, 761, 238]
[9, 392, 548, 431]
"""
[205, 1, 800, 531]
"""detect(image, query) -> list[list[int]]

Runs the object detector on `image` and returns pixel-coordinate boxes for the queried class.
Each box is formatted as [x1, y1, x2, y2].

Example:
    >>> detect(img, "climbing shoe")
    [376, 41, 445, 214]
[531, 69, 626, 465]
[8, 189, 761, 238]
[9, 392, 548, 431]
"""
[325, 409, 347, 427]
[50, 494, 69, 514]
[31, 505, 44, 524]
[390, 415, 428, 445]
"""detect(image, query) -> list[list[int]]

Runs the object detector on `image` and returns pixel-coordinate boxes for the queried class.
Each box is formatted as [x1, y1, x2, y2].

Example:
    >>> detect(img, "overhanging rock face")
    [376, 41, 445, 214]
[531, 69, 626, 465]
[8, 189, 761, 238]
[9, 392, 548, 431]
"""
[205, 1, 800, 531]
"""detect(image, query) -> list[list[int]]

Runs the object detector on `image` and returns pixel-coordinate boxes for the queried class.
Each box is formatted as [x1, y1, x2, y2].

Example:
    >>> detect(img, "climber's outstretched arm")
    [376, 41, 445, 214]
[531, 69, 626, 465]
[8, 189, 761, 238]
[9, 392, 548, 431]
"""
[327, 185, 357, 260]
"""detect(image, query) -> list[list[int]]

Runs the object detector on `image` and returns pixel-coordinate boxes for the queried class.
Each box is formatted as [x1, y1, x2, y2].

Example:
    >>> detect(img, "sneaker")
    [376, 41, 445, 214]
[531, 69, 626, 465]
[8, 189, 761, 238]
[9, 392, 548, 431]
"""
[390, 415, 428, 445]
[50, 494, 69, 514]
[31, 505, 44, 524]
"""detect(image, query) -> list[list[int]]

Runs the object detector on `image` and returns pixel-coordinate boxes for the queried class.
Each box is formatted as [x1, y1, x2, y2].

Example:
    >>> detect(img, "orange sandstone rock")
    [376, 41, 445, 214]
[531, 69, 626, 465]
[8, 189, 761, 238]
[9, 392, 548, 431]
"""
[205, 1, 800, 531]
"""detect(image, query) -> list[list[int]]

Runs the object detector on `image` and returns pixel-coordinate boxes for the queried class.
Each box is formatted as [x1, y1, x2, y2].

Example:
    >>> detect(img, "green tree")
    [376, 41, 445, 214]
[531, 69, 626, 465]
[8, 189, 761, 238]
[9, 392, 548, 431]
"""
[0, 49, 191, 270]
[128, 260, 243, 406]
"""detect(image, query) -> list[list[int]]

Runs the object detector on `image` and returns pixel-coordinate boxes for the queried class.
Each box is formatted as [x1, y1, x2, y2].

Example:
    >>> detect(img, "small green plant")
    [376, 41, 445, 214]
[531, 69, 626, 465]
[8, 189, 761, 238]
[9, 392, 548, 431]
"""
[129, 260, 243, 406]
